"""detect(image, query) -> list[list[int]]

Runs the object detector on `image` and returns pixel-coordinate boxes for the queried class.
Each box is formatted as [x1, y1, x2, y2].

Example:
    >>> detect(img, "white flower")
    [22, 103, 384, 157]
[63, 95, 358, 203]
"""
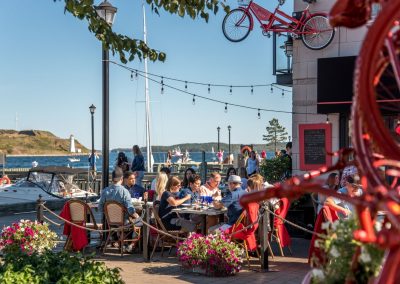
[359, 247, 371, 263]
[312, 269, 325, 280]
[332, 220, 340, 231]
[321, 222, 331, 230]
[329, 246, 340, 258]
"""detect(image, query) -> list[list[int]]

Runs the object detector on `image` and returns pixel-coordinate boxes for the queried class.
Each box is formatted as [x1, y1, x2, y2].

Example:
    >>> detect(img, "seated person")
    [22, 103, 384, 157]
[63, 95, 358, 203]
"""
[151, 167, 171, 191]
[123, 170, 145, 198]
[98, 168, 139, 220]
[200, 172, 222, 200]
[158, 176, 197, 232]
[210, 175, 246, 232]
[325, 175, 362, 219]
[179, 174, 201, 205]
[182, 167, 196, 189]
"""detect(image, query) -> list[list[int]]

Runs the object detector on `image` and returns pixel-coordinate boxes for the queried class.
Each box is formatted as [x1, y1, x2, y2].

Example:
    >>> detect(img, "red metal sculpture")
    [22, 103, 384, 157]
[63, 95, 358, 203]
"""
[240, 0, 400, 283]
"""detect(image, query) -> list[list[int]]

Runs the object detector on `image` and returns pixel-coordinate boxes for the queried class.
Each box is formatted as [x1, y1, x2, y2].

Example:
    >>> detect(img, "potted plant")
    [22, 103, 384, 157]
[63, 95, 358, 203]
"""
[178, 233, 243, 276]
[309, 218, 384, 283]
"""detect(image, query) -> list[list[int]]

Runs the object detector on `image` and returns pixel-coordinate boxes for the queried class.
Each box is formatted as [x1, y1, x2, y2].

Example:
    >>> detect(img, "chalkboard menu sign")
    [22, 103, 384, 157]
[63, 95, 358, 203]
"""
[299, 123, 332, 170]
[304, 129, 326, 164]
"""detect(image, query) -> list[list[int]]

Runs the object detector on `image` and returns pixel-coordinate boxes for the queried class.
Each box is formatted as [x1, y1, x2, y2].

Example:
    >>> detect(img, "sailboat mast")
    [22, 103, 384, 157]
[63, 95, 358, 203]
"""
[143, 2, 153, 173]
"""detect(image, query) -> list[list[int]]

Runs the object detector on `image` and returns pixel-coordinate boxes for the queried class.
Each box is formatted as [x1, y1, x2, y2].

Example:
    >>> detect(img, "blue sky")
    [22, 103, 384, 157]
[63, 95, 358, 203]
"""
[0, 0, 293, 149]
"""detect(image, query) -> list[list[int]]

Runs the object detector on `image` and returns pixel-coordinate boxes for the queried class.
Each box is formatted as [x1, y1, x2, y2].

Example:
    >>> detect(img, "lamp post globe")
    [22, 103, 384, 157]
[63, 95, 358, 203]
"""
[95, 0, 117, 189]
[95, 0, 117, 26]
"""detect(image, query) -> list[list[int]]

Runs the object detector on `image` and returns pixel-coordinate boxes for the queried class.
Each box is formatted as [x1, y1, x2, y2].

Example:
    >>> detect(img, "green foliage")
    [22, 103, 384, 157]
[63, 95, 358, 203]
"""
[0, 251, 124, 284]
[311, 218, 384, 284]
[60, 0, 230, 64]
[260, 156, 290, 183]
[263, 118, 288, 152]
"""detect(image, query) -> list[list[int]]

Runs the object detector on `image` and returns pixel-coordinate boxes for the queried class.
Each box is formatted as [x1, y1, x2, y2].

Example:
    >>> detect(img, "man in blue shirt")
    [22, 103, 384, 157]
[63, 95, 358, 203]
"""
[123, 171, 145, 198]
[179, 174, 201, 205]
[98, 168, 138, 219]
[211, 175, 246, 232]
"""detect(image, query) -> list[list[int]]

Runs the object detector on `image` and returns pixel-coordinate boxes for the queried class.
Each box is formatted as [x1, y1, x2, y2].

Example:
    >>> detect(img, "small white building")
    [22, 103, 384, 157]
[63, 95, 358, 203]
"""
[69, 135, 76, 153]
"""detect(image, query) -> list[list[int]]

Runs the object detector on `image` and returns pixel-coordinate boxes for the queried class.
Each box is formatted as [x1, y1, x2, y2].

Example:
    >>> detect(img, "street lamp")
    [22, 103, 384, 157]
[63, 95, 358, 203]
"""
[217, 126, 221, 151]
[95, 0, 117, 189]
[89, 104, 96, 174]
[227, 125, 231, 164]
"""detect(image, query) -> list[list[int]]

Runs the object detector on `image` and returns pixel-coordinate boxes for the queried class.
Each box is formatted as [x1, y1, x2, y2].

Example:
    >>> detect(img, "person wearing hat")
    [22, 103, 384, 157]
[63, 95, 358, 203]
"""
[211, 175, 246, 232]
[98, 167, 138, 219]
[325, 175, 362, 219]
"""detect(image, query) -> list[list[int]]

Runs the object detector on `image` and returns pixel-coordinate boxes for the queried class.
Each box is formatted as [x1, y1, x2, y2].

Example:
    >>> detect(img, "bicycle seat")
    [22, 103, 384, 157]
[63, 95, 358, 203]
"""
[329, 0, 371, 28]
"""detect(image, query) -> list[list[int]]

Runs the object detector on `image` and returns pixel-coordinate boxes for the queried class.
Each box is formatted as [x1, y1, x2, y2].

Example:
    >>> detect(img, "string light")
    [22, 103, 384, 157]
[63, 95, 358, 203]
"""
[229, 85, 232, 95]
[109, 61, 319, 117]
[258, 109, 261, 119]
[326, 115, 330, 124]
[251, 85, 254, 95]
[282, 90, 284, 97]
[208, 84, 210, 94]
[185, 81, 188, 90]
[270, 86, 274, 93]
[192, 95, 196, 105]
[130, 71, 134, 81]
[135, 70, 138, 79]
[161, 77, 164, 94]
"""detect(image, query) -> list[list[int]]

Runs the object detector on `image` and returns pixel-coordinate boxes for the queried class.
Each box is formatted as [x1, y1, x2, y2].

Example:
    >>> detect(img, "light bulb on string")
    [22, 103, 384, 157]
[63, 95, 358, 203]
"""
[224, 103, 228, 113]
[326, 115, 330, 124]
[135, 70, 138, 79]
[130, 71, 134, 81]
[257, 109, 261, 119]
[161, 77, 164, 94]
[251, 85, 254, 95]
[185, 81, 188, 91]
[270, 86, 274, 93]
[192, 95, 196, 105]
[229, 86, 232, 95]
[208, 84, 211, 94]
[282, 90, 284, 98]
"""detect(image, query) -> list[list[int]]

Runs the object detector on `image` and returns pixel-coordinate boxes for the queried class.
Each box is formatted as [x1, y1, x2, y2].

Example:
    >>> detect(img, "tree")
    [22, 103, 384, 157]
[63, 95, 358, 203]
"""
[263, 118, 288, 152]
[59, 0, 229, 64]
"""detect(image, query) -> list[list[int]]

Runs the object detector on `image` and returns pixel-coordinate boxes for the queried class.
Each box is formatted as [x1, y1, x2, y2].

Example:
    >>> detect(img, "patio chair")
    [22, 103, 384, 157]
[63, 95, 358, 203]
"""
[271, 198, 292, 256]
[308, 205, 339, 266]
[150, 203, 187, 259]
[102, 201, 141, 257]
[61, 199, 102, 252]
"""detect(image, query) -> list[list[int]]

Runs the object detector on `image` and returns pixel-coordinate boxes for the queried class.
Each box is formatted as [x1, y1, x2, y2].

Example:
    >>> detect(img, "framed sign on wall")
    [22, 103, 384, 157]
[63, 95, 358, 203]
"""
[299, 123, 332, 170]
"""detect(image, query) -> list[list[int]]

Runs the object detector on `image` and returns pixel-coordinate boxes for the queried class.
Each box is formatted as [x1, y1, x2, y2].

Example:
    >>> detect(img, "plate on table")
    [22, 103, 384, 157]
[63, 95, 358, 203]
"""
[180, 204, 193, 208]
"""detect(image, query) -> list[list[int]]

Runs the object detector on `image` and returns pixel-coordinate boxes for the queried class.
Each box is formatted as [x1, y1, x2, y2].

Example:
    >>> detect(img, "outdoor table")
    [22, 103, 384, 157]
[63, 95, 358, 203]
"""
[171, 206, 227, 234]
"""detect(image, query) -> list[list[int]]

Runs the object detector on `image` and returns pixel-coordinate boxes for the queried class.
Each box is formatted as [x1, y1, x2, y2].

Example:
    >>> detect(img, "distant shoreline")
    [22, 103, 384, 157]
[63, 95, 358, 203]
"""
[7, 153, 92, 157]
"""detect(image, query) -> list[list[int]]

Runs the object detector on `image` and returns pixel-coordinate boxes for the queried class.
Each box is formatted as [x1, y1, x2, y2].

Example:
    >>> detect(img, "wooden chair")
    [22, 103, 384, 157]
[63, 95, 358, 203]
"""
[63, 199, 102, 252]
[150, 203, 187, 259]
[103, 201, 141, 257]
[271, 198, 292, 256]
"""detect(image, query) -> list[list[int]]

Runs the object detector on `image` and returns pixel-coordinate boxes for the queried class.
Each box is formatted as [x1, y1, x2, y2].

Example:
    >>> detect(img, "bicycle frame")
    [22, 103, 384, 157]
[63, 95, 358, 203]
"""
[238, 0, 321, 35]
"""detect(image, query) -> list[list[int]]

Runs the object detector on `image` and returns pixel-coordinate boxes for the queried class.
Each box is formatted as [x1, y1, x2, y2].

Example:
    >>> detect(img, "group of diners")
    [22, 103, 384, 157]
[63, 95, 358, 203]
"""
[98, 163, 274, 240]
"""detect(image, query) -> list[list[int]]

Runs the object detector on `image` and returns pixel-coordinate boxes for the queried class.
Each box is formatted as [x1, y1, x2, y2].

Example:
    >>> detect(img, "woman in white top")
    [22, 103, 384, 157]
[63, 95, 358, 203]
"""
[246, 151, 259, 177]
[155, 172, 168, 201]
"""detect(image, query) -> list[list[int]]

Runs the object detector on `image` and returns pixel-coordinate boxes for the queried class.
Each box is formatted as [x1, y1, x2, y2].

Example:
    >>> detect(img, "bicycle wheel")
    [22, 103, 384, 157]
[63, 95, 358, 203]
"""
[222, 8, 252, 42]
[353, 0, 400, 178]
[301, 14, 335, 50]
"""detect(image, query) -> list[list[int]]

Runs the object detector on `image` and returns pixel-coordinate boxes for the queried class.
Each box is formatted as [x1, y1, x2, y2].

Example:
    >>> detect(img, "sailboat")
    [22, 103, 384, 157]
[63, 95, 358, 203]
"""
[211, 146, 215, 153]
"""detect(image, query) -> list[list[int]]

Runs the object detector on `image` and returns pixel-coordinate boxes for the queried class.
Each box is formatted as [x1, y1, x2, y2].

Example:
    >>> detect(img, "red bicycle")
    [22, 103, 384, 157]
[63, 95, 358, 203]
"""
[222, 0, 335, 50]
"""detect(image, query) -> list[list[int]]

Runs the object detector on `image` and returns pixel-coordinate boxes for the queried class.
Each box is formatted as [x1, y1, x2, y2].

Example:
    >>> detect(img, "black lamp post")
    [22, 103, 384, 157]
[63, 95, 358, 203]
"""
[89, 104, 96, 173]
[227, 125, 231, 163]
[217, 126, 220, 151]
[95, 0, 117, 189]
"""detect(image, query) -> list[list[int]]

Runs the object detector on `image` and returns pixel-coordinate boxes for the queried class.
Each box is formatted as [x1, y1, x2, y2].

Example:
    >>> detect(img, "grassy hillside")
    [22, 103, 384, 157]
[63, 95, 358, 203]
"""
[0, 130, 89, 155]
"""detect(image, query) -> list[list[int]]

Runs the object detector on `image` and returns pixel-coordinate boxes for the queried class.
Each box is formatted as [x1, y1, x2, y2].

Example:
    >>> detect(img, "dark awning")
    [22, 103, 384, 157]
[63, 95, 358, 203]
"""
[29, 166, 87, 175]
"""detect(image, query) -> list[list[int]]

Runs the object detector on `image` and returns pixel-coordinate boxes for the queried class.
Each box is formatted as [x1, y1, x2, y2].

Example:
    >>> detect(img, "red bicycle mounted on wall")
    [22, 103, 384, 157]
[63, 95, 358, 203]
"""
[222, 0, 335, 50]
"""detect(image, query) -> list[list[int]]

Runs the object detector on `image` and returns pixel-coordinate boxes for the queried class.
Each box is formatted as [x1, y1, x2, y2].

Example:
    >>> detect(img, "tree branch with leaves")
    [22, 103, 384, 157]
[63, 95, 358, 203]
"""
[60, 0, 229, 64]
